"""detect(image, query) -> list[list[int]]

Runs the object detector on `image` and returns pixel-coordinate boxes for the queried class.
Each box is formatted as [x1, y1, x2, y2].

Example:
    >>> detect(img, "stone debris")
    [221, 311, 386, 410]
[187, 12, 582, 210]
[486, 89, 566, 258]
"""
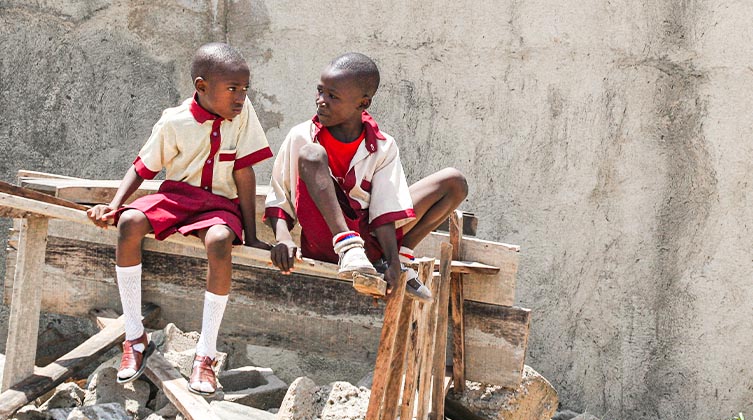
[151, 323, 227, 378]
[83, 367, 151, 417]
[47, 402, 130, 420]
[277, 376, 371, 420]
[219, 366, 288, 410]
[446, 365, 558, 420]
[571, 414, 601, 420]
[38, 382, 86, 411]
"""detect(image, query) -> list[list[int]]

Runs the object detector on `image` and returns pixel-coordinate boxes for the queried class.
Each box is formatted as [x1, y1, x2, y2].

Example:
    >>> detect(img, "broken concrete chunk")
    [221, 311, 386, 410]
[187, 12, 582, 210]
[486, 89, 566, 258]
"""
[11, 404, 50, 420]
[572, 414, 601, 420]
[155, 323, 227, 377]
[277, 377, 370, 420]
[209, 400, 277, 420]
[219, 366, 287, 410]
[446, 365, 557, 420]
[552, 409, 581, 420]
[47, 402, 129, 420]
[83, 367, 150, 417]
[39, 382, 86, 410]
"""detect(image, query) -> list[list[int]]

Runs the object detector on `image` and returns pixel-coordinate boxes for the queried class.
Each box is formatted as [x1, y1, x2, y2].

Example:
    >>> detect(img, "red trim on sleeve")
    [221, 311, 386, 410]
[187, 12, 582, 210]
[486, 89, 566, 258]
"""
[370, 209, 417, 228]
[263, 207, 295, 231]
[234, 147, 273, 171]
[133, 156, 160, 179]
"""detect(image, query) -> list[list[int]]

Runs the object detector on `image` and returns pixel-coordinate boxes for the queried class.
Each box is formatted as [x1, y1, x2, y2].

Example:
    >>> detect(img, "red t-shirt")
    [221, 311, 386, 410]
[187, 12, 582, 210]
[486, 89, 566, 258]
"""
[318, 127, 365, 179]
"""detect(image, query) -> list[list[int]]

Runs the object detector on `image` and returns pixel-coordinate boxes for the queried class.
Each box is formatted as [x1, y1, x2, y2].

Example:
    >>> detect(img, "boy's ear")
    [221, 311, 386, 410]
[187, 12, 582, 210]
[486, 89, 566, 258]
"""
[194, 77, 207, 93]
[359, 96, 372, 110]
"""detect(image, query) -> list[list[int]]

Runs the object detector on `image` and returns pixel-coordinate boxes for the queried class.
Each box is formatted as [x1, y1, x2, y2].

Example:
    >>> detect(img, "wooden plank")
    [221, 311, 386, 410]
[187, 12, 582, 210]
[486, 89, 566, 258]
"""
[436, 211, 478, 236]
[144, 350, 222, 420]
[0, 306, 159, 419]
[381, 286, 414, 419]
[430, 243, 453, 419]
[416, 272, 442, 420]
[414, 232, 519, 306]
[20, 178, 164, 205]
[17, 170, 81, 180]
[0, 181, 89, 211]
[449, 210, 466, 394]
[2, 217, 49, 392]
[463, 302, 531, 388]
[352, 272, 387, 298]
[400, 259, 434, 420]
[365, 270, 409, 420]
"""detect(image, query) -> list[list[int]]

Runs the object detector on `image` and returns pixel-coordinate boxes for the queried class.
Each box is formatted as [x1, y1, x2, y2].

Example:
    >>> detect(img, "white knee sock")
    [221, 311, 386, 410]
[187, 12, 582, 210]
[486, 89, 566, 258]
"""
[116, 264, 144, 348]
[195, 291, 229, 359]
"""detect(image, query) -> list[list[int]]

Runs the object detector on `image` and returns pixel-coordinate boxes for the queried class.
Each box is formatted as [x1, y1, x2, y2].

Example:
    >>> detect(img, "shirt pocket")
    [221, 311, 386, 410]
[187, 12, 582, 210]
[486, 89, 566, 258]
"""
[216, 149, 237, 179]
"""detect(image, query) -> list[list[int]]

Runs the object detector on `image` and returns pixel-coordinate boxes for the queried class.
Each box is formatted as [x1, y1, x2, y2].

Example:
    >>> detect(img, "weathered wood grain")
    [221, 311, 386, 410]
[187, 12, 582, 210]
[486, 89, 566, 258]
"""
[430, 243, 453, 418]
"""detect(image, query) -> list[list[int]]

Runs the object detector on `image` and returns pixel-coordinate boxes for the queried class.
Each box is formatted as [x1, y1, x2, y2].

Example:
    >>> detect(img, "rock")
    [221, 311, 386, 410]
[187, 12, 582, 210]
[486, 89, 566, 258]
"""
[12, 404, 50, 420]
[446, 365, 558, 420]
[38, 382, 86, 410]
[209, 401, 277, 420]
[552, 410, 581, 420]
[85, 354, 122, 389]
[83, 367, 150, 417]
[219, 366, 287, 409]
[572, 414, 601, 420]
[143, 415, 167, 420]
[156, 323, 227, 378]
[47, 402, 129, 420]
[277, 377, 370, 420]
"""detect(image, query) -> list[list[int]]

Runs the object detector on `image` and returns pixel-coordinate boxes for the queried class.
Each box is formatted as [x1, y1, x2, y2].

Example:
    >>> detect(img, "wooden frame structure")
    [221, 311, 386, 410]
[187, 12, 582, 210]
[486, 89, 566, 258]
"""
[0, 172, 528, 420]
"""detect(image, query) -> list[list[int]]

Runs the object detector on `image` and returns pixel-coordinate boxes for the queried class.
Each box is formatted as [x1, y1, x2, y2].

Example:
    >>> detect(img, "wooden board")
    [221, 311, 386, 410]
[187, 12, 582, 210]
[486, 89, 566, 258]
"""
[463, 301, 531, 388]
[0, 306, 159, 419]
[430, 243, 453, 418]
[414, 231, 519, 306]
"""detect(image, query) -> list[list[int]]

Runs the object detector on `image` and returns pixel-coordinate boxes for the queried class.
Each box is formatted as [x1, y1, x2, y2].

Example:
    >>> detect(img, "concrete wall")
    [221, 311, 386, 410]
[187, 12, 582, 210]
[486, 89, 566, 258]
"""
[1, 1, 752, 418]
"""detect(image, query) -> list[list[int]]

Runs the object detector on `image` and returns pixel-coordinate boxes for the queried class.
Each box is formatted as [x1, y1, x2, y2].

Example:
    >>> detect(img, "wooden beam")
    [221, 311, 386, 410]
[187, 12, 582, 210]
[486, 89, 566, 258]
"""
[144, 350, 222, 420]
[2, 217, 49, 392]
[449, 211, 466, 393]
[463, 302, 531, 388]
[0, 181, 89, 211]
[414, 232, 519, 306]
[352, 272, 387, 298]
[430, 243, 453, 419]
[16, 170, 81, 181]
[0, 306, 159, 419]
[416, 271, 443, 420]
[365, 270, 409, 420]
[381, 284, 415, 419]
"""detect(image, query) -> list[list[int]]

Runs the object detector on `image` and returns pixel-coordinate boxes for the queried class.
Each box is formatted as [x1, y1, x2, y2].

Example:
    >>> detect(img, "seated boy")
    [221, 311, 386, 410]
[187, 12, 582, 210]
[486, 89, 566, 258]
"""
[264, 52, 467, 300]
[87, 43, 272, 395]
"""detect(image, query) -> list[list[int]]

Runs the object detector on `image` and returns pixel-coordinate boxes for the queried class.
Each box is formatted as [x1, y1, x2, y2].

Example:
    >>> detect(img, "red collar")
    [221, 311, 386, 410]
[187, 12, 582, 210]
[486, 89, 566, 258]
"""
[189, 93, 224, 123]
[311, 111, 386, 153]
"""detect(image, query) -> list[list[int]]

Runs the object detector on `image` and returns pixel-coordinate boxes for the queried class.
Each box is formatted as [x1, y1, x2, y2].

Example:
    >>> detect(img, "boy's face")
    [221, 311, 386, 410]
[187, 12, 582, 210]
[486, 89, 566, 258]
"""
[195, 63, 250, 120]
[316, 66, 370, 128]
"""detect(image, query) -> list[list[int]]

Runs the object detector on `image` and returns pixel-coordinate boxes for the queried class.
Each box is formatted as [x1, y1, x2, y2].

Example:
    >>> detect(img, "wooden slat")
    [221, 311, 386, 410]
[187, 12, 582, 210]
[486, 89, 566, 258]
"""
[381, 286, 415, 419]
[2, 217, 49, 392]
[144, 350, 222, 420]
[400, 259, 434, 420]
[352, 272, 387, 298]
[17, 170, 81, 180]
[365, 270, 408, 420]
[416, 272, 443, 420]
[463, 302, 531, 388]
[430, 243, 453, 418]
[0, 306, 159, 419]
[414, 232, 519, 306]
[0, 181, 89, 211]
[449, 211, 466, 393]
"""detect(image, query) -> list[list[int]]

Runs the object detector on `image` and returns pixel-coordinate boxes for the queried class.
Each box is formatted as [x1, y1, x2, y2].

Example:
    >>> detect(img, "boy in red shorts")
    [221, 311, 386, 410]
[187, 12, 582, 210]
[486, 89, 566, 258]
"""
[87, 42, 272, 395]
[265, 52, 467, 300]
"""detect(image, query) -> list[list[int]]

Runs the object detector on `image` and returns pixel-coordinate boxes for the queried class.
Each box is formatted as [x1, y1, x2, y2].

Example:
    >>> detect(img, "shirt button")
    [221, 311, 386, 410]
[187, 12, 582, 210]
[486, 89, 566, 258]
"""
[213, 132, 218, 136]
[204, 186, 209, 190]
[207, 159, 212, 164]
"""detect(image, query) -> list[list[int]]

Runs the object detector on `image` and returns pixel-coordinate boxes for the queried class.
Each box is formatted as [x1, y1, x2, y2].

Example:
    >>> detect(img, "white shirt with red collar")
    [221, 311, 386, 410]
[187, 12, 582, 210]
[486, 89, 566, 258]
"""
[265, 112, 415, 262]
[133, 95, 272, 200]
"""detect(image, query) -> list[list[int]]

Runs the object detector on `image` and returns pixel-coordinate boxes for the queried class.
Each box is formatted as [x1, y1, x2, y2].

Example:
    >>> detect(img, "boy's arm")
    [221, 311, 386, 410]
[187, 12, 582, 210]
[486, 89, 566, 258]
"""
[233, 166, 271, 250]
[87, 165, 145, 228]
[373, 222, 401, 292]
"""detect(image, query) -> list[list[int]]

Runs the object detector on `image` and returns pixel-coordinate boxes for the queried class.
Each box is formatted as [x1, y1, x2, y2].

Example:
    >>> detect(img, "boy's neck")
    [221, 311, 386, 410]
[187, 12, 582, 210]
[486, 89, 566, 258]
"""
[326, 121, 365, 144]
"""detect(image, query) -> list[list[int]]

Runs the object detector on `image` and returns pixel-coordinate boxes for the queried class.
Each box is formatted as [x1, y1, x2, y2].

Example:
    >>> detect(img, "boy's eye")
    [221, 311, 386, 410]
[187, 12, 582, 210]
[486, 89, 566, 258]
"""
[329, 94, 337, 99]
[228, 87, 236, 91]
[243, 86, 249, 92]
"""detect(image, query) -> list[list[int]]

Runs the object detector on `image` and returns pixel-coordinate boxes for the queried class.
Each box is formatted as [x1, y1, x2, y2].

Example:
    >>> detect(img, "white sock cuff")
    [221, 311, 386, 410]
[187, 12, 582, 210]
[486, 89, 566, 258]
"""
[399, 246, 415, 263]
[205, 291, 229, 304]
[116, 264, 143, 275]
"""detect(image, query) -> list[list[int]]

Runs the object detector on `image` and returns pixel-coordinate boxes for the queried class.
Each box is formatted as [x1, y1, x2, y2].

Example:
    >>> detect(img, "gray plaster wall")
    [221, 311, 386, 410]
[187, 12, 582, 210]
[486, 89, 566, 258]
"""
[0, 1, 751, 419]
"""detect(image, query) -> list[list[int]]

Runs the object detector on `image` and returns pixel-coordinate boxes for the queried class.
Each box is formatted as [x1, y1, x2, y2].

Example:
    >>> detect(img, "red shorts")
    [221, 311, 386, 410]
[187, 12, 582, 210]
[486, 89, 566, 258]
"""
[115, 180, 244, 245]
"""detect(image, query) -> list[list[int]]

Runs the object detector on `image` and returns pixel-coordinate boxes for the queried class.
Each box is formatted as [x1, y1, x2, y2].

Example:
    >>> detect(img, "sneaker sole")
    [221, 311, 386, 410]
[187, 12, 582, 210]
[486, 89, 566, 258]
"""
[187, 384, 216, 397]
[337, 266, 379, 279]
[116, 341, 155, 384]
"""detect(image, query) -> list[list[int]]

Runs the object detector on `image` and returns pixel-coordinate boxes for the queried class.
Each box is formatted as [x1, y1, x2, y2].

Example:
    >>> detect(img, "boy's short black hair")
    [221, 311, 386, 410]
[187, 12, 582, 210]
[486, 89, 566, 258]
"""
[329, 52, 380, 97]
[191, 43, 247, 80]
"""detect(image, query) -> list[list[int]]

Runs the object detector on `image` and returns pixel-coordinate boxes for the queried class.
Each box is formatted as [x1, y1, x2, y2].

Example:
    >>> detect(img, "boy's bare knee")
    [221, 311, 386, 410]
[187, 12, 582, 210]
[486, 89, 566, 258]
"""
[117, 210, 149, 241]
[298, 143, 328, 171]
[204, 226, 235, 259]
[441, 167, 468, 199]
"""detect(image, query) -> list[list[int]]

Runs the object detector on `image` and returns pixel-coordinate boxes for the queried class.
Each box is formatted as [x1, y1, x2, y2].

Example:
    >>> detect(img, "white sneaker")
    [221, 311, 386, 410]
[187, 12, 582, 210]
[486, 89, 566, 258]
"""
[403, 266, 433, 303]
[333, 233, 377, 278]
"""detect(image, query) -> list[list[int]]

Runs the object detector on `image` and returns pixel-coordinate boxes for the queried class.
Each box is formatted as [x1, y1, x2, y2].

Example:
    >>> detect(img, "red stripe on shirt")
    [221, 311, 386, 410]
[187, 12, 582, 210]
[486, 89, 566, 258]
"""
[133, 156, 160, 179]
[234, 146, 273, 171]
[370, 209, 416, 229]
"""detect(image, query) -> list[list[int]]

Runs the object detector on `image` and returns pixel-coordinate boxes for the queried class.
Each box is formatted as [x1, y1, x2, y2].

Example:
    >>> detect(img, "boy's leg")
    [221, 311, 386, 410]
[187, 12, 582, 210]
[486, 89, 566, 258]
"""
[115, 209, 155, 382]
[189, 224, 235, 395]
[298, 143, 375, 276]
[401, 167, 468, 249]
